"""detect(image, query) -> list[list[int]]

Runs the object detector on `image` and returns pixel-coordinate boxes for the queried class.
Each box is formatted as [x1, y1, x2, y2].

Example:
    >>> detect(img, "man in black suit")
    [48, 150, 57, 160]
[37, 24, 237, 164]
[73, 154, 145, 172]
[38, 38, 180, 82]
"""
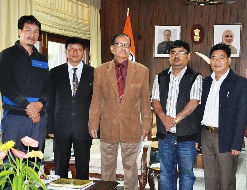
[47, 37, 94, 179]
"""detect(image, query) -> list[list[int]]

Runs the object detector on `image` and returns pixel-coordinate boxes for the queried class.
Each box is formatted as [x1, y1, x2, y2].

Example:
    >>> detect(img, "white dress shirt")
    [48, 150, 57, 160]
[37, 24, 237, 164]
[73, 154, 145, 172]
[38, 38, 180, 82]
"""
[152, 66, 202, 133]
[68, 61, 84, 96]
[201, 69, 229, 128]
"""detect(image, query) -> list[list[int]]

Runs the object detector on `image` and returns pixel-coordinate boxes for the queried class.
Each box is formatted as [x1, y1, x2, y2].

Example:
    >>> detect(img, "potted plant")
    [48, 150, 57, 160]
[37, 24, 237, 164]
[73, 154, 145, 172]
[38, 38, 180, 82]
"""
[0, 137, 47, 190]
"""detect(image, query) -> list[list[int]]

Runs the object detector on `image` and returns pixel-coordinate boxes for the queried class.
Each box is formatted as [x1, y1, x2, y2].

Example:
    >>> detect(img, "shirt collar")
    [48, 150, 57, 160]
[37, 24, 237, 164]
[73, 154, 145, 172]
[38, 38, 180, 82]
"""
[114, 59, 128, 68]
[211, 68, 230, 82]
[169, 66, 187, 77]
[15, 40, 38, 55]
[68, 61, 83, 72]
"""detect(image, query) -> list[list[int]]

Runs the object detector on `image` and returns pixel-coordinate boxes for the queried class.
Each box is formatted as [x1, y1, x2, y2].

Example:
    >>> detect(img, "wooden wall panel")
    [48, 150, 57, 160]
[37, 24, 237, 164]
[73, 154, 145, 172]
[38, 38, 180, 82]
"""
[100, 0, 247, 86]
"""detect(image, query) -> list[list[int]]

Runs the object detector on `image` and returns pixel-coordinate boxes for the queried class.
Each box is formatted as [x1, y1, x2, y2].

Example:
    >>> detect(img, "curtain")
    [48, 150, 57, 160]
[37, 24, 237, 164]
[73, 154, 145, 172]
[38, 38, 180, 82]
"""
[34, 0, 90, 39]
[78, 0, 100, 9]
[0, 0, 33, 123]
[89, 5, 102, 67]
[33, 0, 101, 67]
[0, 0, 33, 51]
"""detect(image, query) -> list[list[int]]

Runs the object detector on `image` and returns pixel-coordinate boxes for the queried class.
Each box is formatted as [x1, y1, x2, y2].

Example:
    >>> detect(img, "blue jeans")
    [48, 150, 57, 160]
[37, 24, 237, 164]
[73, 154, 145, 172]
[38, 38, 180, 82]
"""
[158, 133, 197, 190]
[1, 114, 47, 152]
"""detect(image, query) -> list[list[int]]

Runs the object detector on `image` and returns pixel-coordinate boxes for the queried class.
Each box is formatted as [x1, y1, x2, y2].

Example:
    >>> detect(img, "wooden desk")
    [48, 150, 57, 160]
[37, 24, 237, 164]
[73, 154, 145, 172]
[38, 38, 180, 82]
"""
[87, 181, 118, 190]
[43, 160, 119, 189]
[38, 180, 118, 190]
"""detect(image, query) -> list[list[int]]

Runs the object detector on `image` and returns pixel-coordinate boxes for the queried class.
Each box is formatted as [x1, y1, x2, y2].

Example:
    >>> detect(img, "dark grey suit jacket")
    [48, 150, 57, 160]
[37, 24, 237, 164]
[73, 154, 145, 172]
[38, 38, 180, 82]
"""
[47, 63, 94, 140]
[200, 69, 247, 152]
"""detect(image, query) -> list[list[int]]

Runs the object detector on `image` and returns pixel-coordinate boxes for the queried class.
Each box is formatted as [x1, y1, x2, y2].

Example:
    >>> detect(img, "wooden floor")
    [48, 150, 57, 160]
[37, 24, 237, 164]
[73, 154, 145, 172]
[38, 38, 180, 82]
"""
[43, 139, 247, 190]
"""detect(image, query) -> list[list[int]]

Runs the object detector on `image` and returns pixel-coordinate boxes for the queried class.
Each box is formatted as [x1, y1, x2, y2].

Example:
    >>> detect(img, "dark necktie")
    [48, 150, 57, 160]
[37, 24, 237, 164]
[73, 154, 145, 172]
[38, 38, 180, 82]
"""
[117, 64, 125, 101]
[72, 68, 78, 96]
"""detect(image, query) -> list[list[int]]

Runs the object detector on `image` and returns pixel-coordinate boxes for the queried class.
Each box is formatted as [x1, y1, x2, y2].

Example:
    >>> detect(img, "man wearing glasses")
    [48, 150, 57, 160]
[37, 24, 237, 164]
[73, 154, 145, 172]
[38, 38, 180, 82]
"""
[151, 40, 202, 190]
[89, 33, 151, 190]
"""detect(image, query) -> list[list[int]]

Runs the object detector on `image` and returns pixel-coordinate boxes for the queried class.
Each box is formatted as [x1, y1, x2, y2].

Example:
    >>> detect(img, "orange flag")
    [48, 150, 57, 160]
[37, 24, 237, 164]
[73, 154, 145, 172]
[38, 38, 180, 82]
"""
[123, 9, 136, 61]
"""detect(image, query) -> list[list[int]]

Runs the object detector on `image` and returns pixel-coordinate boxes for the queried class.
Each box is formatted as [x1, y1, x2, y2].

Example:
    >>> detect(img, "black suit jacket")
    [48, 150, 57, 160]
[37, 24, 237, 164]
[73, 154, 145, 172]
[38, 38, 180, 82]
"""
[47, 63, 94, 140]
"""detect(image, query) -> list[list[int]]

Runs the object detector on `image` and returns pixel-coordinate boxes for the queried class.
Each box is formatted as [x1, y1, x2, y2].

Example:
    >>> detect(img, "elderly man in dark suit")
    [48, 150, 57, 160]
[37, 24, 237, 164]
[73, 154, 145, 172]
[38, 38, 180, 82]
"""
[47, 37, 94, 179]
[199, 43, 247, 190]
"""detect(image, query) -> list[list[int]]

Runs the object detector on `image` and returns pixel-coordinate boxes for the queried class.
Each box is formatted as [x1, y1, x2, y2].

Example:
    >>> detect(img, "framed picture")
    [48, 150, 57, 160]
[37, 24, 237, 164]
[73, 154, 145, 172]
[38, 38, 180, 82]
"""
[154, 25, 181, 57]
[214, 24, 241, 57]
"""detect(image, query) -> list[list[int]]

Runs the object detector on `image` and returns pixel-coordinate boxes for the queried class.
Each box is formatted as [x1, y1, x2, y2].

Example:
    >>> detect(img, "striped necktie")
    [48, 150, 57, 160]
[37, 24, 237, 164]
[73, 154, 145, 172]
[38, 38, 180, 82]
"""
[72, 68, 78, 96]
[117, 64, 125, 101]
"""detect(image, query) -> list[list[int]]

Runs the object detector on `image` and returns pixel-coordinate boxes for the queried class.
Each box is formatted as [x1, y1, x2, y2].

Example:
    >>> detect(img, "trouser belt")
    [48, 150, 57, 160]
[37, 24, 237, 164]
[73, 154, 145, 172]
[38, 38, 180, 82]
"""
[202, 125, 218, 134]
[167, 131, 176, 136]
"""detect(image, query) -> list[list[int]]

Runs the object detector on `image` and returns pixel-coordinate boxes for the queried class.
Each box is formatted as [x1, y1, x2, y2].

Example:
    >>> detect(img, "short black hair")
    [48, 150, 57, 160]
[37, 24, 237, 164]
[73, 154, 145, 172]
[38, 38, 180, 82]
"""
[210, 43, 231, 58]
[170, 40, 190, 53]
[111, 33, 131, 46]
[18, 15, 41, 30]
[65, 37, 86, 49]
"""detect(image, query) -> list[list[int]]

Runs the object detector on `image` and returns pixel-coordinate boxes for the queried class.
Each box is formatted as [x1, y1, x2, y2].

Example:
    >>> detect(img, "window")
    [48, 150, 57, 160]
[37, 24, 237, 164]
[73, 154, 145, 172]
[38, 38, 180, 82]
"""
[48, 41, 66, 69]
[38, 32, 90, 69]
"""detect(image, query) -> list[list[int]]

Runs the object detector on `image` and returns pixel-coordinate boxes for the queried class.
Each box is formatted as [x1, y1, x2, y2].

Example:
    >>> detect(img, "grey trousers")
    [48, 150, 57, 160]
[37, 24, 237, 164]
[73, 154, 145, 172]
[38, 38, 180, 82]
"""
[201, 127, 238, 190]
[100, 141, 139, 190]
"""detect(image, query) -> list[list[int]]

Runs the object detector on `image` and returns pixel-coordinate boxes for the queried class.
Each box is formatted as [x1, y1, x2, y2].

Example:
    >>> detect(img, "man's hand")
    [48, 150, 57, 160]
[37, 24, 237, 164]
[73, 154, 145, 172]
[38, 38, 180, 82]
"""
[160, 114, 176, 131]
[142, 130, 149, 139]
[231, 149, 240, 156]
[30, 113, 40, 123]
[48, 134, 54, 138]
[89, 129, 98, 139]
[195, 142, 199, 150]
[25, 102, 43, 117]
[152, 99, 176, 131]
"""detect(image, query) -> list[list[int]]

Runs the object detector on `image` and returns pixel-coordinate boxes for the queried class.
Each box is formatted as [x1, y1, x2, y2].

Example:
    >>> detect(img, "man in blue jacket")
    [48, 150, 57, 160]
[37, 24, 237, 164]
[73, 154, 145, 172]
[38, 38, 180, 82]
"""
[0, 15, 50, 152]
[200, 43, 247, 190]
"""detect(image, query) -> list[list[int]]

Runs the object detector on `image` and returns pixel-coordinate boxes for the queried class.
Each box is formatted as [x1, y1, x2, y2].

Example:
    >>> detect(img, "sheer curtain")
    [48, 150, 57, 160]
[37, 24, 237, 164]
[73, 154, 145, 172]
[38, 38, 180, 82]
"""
[89, 5, 102, 67]
[79, 0, 101, 67]
[0, 0, 33, 51]
[33, 0, 90, 39]
[0, 0, 33, 123]
[33, 0, 101, 67]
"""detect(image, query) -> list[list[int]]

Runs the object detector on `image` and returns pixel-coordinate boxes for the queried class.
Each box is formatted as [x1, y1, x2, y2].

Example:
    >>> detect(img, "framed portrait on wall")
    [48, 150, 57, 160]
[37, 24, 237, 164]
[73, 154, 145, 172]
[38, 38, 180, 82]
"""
[154, 25, 181, 57]
[214, 24, 241, 57]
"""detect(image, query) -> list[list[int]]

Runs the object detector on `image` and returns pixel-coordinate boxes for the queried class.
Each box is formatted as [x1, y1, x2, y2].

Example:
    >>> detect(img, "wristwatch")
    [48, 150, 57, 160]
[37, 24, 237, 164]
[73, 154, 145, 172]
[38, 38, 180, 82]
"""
[174, 117, 180, 124]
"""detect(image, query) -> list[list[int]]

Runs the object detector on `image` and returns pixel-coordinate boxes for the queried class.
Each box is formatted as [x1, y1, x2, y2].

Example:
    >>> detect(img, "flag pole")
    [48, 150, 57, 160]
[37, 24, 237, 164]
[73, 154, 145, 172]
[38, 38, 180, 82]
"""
[123, 7, 135, 61]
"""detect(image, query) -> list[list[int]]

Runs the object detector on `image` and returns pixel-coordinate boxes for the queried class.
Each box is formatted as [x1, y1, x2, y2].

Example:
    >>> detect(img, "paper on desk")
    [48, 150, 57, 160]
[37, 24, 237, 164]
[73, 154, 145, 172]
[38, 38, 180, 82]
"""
[49, 178, 94, 189]
[47, 185, 94, 189]
[47, 182, 94, 190]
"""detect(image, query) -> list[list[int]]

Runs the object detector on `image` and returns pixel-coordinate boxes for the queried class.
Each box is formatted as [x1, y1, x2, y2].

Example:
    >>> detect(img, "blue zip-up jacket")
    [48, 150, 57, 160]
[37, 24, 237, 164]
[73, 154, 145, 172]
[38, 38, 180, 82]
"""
[0, 40, 51, 114]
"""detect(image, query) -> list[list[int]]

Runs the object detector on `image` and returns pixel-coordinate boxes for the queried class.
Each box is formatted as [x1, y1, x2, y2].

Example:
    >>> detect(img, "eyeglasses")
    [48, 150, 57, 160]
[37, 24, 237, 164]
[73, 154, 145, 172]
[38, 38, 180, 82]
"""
[115, 42, 131, 48]
[170, 51, 188, 55]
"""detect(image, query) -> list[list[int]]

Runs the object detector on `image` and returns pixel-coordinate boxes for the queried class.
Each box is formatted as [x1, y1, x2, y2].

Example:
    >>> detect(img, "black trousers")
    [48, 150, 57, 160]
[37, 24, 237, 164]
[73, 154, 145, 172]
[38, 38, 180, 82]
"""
[54, 135, 92, 179]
